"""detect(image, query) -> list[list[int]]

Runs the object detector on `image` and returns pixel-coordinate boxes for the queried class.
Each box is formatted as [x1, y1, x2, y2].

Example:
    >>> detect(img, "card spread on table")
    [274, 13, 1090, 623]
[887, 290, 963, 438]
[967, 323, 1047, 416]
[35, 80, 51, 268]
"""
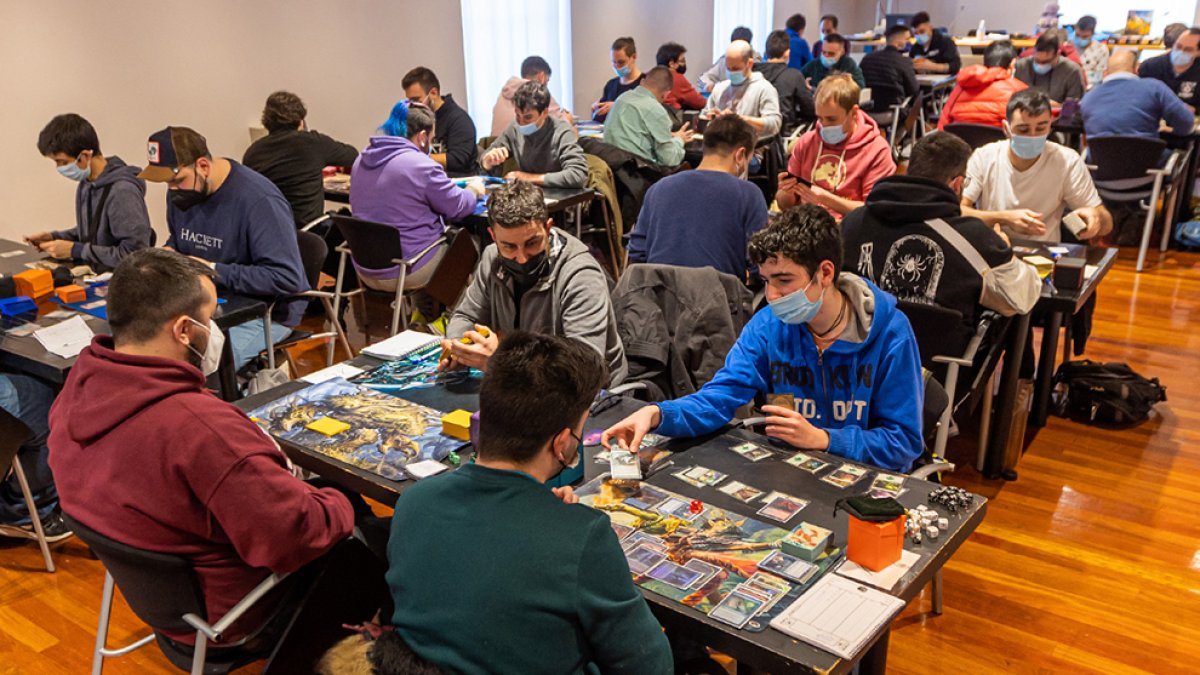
[729, 442, 773, 462]
[673, 465, 727, 488]
[404, 459, 449, 479]
[868, 473, 906, 497]
[784, 451, 830, 473]
[718, 480, 764, 503]
[821, 463, 868, 488]
[305, 417, 351, 436]
[757, 491, 809, 523]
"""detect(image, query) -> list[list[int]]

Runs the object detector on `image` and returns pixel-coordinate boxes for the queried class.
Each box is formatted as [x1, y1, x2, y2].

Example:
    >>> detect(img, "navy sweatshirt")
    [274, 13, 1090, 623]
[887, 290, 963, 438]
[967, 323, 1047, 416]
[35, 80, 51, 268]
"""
[166, 161, 308, 326]
[627, 169, 768, 278]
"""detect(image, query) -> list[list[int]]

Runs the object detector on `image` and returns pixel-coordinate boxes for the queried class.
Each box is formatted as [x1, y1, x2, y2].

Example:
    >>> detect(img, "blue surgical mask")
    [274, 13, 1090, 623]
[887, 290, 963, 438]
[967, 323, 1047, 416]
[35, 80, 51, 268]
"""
[1032, 61, 1053, 75]
[1009, 133, 1048, 159]
[819, 122, 848, 145]
[517, 121, 540, 136]
[770, 277, 824, 325]
[57, 156, 88, 182]
[729, 70, 747, 86]
[614, 65, 632, 78]
[915, 32, 931, 46]
[1171, 47, 1195, 68]
[1071, 36, 1090, 49]
[819, 55, 837, 68]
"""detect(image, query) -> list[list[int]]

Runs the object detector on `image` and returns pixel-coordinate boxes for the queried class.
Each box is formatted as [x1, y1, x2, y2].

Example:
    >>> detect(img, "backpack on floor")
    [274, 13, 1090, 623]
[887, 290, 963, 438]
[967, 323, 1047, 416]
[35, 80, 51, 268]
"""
[1053, 360, 1166, 426]
[1174, 220, 1200, 250]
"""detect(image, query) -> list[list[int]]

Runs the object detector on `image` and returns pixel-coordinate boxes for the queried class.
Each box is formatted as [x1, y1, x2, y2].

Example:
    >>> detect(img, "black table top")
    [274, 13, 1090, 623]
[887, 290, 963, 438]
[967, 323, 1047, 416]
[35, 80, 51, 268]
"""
[239, 369, 985, 673]
[1014, 239, 1118, 314]
[0, 238, 56, 277]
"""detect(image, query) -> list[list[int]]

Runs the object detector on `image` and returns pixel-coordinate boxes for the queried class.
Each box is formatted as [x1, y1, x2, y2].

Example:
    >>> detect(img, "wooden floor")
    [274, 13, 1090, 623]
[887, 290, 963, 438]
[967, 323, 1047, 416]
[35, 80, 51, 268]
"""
[3, 247, 1200, 673]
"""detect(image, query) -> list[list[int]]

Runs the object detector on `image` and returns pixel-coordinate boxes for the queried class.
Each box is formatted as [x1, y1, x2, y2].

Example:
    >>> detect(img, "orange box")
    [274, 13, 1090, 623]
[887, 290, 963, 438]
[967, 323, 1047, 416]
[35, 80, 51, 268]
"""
[847, 514, 906, 572]
[13, 269, 53, 299]
[55, 284, 86, 303]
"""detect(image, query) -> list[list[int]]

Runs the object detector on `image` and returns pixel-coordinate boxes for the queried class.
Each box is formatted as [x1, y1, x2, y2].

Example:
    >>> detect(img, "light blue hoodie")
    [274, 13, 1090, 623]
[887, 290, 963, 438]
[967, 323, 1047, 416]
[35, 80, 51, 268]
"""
[656, 275, 925, 472]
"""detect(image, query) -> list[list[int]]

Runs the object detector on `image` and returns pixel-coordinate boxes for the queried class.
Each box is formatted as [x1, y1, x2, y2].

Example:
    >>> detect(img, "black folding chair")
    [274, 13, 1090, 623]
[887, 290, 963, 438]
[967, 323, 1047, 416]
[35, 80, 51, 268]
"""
[264, 229, 354, 369]
[942, 123, 1007, 150]
[0, 408, 55, 572]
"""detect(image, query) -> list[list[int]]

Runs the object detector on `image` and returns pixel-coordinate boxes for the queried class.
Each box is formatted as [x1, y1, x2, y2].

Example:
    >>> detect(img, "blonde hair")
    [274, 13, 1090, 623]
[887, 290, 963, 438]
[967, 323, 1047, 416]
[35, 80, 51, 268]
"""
[815, 74, 860, 113]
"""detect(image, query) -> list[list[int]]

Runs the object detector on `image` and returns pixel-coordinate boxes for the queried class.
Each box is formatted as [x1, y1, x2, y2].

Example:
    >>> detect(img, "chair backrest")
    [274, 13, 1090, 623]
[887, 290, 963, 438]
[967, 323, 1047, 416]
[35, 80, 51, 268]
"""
[61, 512, 207, 633]
[1087, 136, 1167, 183]
[0, 408, 31, 473]
[895, 300, 970, 369]
[422, 227, 480, 308]
[943, 123, 1007, 151]
[294, 230, 329, 290]
[331, 214, 405, 271]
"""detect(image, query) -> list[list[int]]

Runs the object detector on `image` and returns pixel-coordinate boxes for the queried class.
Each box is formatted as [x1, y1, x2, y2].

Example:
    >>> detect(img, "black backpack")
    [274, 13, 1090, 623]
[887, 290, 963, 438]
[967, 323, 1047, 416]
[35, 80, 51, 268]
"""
[1053, 360, 1167, 426]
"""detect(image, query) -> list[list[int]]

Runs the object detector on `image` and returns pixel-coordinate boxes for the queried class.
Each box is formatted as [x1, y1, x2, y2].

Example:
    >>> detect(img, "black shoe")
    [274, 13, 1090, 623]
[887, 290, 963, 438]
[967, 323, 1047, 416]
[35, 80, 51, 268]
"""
[0, 509, 73, 543]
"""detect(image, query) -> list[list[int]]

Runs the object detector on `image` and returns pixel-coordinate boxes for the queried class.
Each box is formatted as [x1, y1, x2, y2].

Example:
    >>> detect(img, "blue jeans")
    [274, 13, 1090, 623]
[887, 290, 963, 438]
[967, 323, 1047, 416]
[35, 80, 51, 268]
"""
[228, 321, 294, 370]
[0, 374, 58, 524]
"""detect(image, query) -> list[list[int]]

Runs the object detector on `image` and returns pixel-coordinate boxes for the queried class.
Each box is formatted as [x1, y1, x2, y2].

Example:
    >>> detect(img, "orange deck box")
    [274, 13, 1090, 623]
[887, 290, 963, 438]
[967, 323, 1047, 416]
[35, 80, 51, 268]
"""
[847, 514, 906, 572]
[13, 269, 53, 299]
[55, 284, 86, 303]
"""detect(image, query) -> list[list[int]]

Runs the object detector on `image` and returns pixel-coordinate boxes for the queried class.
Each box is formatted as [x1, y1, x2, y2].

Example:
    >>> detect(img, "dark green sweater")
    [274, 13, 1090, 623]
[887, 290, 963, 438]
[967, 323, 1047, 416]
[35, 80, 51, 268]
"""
[801, 55, 867, 90]
[387, 464, 673, 675]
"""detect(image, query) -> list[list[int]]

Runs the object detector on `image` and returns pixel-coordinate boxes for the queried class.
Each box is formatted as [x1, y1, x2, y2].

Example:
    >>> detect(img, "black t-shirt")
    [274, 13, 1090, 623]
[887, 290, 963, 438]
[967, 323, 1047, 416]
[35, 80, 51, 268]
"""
[909, 30, 962, 74]
[242, 129, 359, 226]
[594, 74, 645, 121]
[434, 95, 480, 177]
[1140, 53, 1200, 108]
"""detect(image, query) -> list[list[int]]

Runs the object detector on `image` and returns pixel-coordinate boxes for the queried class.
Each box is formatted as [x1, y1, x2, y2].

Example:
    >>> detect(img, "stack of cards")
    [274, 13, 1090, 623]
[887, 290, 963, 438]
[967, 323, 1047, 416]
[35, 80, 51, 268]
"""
[757, 549, 819, 585]
[821, 463, 868, 488]
[867, 472, 906, 498]
[708, 571, 794, 628]
[672, 465, 727, 488]
[729, 442, 774, 462]
[609, 450, 642, 480]
[784, 451, 830, 473]
[756, 491, 809, 523]
[718, 480, 764, 503]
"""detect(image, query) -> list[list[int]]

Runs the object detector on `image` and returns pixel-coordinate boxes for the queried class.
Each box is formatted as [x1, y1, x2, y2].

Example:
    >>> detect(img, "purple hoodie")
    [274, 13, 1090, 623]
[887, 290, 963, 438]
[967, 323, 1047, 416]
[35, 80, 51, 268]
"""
[349, 136, 476, 280]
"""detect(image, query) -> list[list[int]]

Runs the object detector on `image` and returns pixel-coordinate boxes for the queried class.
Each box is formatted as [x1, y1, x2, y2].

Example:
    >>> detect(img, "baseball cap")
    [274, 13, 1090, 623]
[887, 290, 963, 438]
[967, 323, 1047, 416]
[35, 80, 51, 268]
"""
[137, 127, 210, 182]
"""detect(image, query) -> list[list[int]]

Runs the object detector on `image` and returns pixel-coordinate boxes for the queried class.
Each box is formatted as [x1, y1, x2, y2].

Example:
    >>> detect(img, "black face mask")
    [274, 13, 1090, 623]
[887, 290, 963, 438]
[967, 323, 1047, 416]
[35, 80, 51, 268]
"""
[500, 250, 549, 284]
[676, 64, 687, 76]
[169, 169, 209, 212]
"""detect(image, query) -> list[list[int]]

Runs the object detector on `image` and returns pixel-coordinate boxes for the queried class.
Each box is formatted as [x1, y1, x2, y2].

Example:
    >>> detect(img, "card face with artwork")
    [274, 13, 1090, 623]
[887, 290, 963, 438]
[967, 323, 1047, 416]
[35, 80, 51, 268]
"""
[784, 451, 830, 473]
[820, 463, 868, 488]
[718, 480, 765, 503]
[625, 543, 667, 575]
[868, 472, 906, 497]
[673, 465, 727, 488]
[708, 589, 766, 628]
[757, 492, 809, 523]
[757, 549, 818, 584]
[730, 442, 773, 462]
[645, 560, 706, 589]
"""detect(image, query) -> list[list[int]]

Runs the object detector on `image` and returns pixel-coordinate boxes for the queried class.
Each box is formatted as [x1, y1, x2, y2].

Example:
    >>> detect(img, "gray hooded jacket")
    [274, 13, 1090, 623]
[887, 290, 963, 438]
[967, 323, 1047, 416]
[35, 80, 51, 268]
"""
[51, 155, 153, 272]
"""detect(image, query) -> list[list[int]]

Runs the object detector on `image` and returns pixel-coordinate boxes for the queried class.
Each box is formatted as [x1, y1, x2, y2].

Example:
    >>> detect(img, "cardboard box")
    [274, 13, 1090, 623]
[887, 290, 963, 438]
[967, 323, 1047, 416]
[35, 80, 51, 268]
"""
[847, 515, 906, 572]
[441, 409, 473, 441]
[13, 269, 53, 299]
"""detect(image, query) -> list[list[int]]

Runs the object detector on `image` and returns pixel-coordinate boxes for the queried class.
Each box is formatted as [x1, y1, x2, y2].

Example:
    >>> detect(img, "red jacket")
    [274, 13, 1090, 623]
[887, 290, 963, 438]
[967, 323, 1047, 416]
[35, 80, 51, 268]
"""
[938, 65, 1030, 130]
[48, 336, 355, 642]
[664, 70, 706, 111]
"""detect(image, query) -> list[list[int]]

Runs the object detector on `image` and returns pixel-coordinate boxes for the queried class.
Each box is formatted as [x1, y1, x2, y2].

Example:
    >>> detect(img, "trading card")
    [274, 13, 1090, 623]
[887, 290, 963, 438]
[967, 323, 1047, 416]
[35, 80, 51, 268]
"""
[868, 472, 906, 497]
[593, 449, 611, 464]
[766, 393, 795, 409]
[718, 480, 764, 503]
[683, 559, 722, 588]
[610, 450, 642, 480]
[681, 465, 727, 486]
[708, 590, 766, 628]
[784, 451, 829, 473]
[622, 531, 667, 552]
[655, 497, 703, 521]
[646, 560, 706, 589]
[583, 430, 604, 446]
[757, 550, 818, 584]
[757, 493, 809, 523]
[640, 432, 668, 448]
[730, 442, 773, 462]
[673, 467, 709, 488]
[625, 543, 667, 575]
[610, 522, 634, 541]
[868, 487, 908, 499]
[6, 323, 38, 337]
[821, 463, 868, 488]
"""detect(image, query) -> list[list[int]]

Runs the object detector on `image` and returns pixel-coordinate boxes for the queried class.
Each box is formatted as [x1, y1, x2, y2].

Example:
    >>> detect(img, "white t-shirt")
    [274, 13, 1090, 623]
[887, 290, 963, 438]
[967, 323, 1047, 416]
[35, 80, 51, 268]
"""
[963, 140, 1102, 243]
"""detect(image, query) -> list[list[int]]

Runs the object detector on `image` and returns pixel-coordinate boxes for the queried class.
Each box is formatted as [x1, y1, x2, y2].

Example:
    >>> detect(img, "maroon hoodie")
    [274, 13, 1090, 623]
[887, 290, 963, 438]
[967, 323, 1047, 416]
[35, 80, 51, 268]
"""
[48, 336, 355, 642]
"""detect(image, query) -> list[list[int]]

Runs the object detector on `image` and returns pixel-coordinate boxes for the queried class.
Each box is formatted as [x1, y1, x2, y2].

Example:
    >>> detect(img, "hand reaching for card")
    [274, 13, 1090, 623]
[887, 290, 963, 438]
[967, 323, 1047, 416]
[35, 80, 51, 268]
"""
[761, 405, 829, 450]
[438, 324, 498, 372]
[602, 405, 662, 454]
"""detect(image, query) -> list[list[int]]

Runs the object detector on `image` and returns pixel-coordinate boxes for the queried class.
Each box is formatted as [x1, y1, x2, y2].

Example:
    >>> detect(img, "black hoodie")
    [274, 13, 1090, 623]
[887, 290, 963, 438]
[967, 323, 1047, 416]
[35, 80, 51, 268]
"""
[753, 61, 815, 133]
[841, 175, 1040, 343]
[50, 156, 153, 272]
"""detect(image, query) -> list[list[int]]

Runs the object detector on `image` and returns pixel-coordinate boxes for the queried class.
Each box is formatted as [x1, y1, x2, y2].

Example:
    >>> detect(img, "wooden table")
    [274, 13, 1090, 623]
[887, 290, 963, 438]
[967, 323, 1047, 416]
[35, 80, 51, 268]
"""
[239, 371, 985, 673]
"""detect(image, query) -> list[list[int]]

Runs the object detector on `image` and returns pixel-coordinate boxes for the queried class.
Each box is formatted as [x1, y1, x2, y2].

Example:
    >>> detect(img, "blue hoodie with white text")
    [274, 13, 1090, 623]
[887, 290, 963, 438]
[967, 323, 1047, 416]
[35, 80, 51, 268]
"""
[656, 275, 924, 472]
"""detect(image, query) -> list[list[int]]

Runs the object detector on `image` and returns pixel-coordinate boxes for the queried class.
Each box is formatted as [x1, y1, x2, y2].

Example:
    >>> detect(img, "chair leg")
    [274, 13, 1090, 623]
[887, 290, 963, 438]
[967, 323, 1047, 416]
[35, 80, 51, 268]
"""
[931, 569, 944, 615]
[190, 633, 208, 675]
[1137, 178, 1164, 272]
[93, 572, 116, 675]
[264, 311, 277, 370]
[11, 458, 54, 572]
[321, 297, 353, 366]
[976, 371, 996, 473]
[1161, 179, 1180, 252]
[391, 267, 408, 337]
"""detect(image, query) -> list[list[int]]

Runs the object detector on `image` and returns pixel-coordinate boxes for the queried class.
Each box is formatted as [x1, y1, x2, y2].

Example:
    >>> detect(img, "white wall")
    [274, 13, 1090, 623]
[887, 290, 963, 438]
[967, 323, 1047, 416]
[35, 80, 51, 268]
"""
[0, 0, 466, 243]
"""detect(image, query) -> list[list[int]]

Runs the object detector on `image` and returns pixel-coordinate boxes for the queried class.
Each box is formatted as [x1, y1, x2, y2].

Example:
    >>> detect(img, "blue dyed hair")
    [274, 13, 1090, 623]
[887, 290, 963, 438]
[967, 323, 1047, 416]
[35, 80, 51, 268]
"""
[380, 100, 410, 138]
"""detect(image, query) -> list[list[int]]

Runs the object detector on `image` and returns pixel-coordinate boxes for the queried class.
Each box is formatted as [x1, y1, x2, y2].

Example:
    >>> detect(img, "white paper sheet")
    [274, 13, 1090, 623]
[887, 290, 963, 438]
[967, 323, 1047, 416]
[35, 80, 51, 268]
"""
[835, 549, 922, 591]
[300, 362, 364, 384]
[33, 315, 93, 359]
[1084, 264, 1099, 280]
[769, 573, 904, 659]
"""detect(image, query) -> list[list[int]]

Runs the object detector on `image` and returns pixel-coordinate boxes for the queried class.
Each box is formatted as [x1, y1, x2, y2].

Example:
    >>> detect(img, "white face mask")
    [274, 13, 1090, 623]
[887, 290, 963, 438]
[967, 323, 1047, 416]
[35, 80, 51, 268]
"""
[186, 318, 225, 376]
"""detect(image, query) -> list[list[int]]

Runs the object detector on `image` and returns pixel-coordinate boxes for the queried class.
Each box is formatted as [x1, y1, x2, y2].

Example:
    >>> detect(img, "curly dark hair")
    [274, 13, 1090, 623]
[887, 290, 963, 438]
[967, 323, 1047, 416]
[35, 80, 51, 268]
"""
[748, 204, 842, 279]
[261, 91, 307, 132]
[513, 80, 551, 113]
[487, 179, 548, 229]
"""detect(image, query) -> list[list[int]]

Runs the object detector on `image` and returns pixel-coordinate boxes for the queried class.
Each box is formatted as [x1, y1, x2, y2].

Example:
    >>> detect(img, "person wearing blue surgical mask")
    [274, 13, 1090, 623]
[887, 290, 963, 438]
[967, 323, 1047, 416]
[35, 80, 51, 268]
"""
[25, 113, 153, 271]
[592, 36, 643, 122]
[482, 81, 589, 188]
[1071, 15, 1108, 89]
[1014, 32, 1085, 104]
[603, 204, 926, 474]
[909, 11, 962, 75]
[1139, 28, 1200, 109]
[700, 40, 784, 138]
[801, 33, 866, 90]
[960, 89, 1111, 243]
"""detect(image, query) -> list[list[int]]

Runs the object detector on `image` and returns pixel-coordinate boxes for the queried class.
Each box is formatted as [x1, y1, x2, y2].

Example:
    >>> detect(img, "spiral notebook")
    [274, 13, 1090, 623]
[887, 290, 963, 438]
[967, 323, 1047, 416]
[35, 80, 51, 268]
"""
[361, 330, 442, 360]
